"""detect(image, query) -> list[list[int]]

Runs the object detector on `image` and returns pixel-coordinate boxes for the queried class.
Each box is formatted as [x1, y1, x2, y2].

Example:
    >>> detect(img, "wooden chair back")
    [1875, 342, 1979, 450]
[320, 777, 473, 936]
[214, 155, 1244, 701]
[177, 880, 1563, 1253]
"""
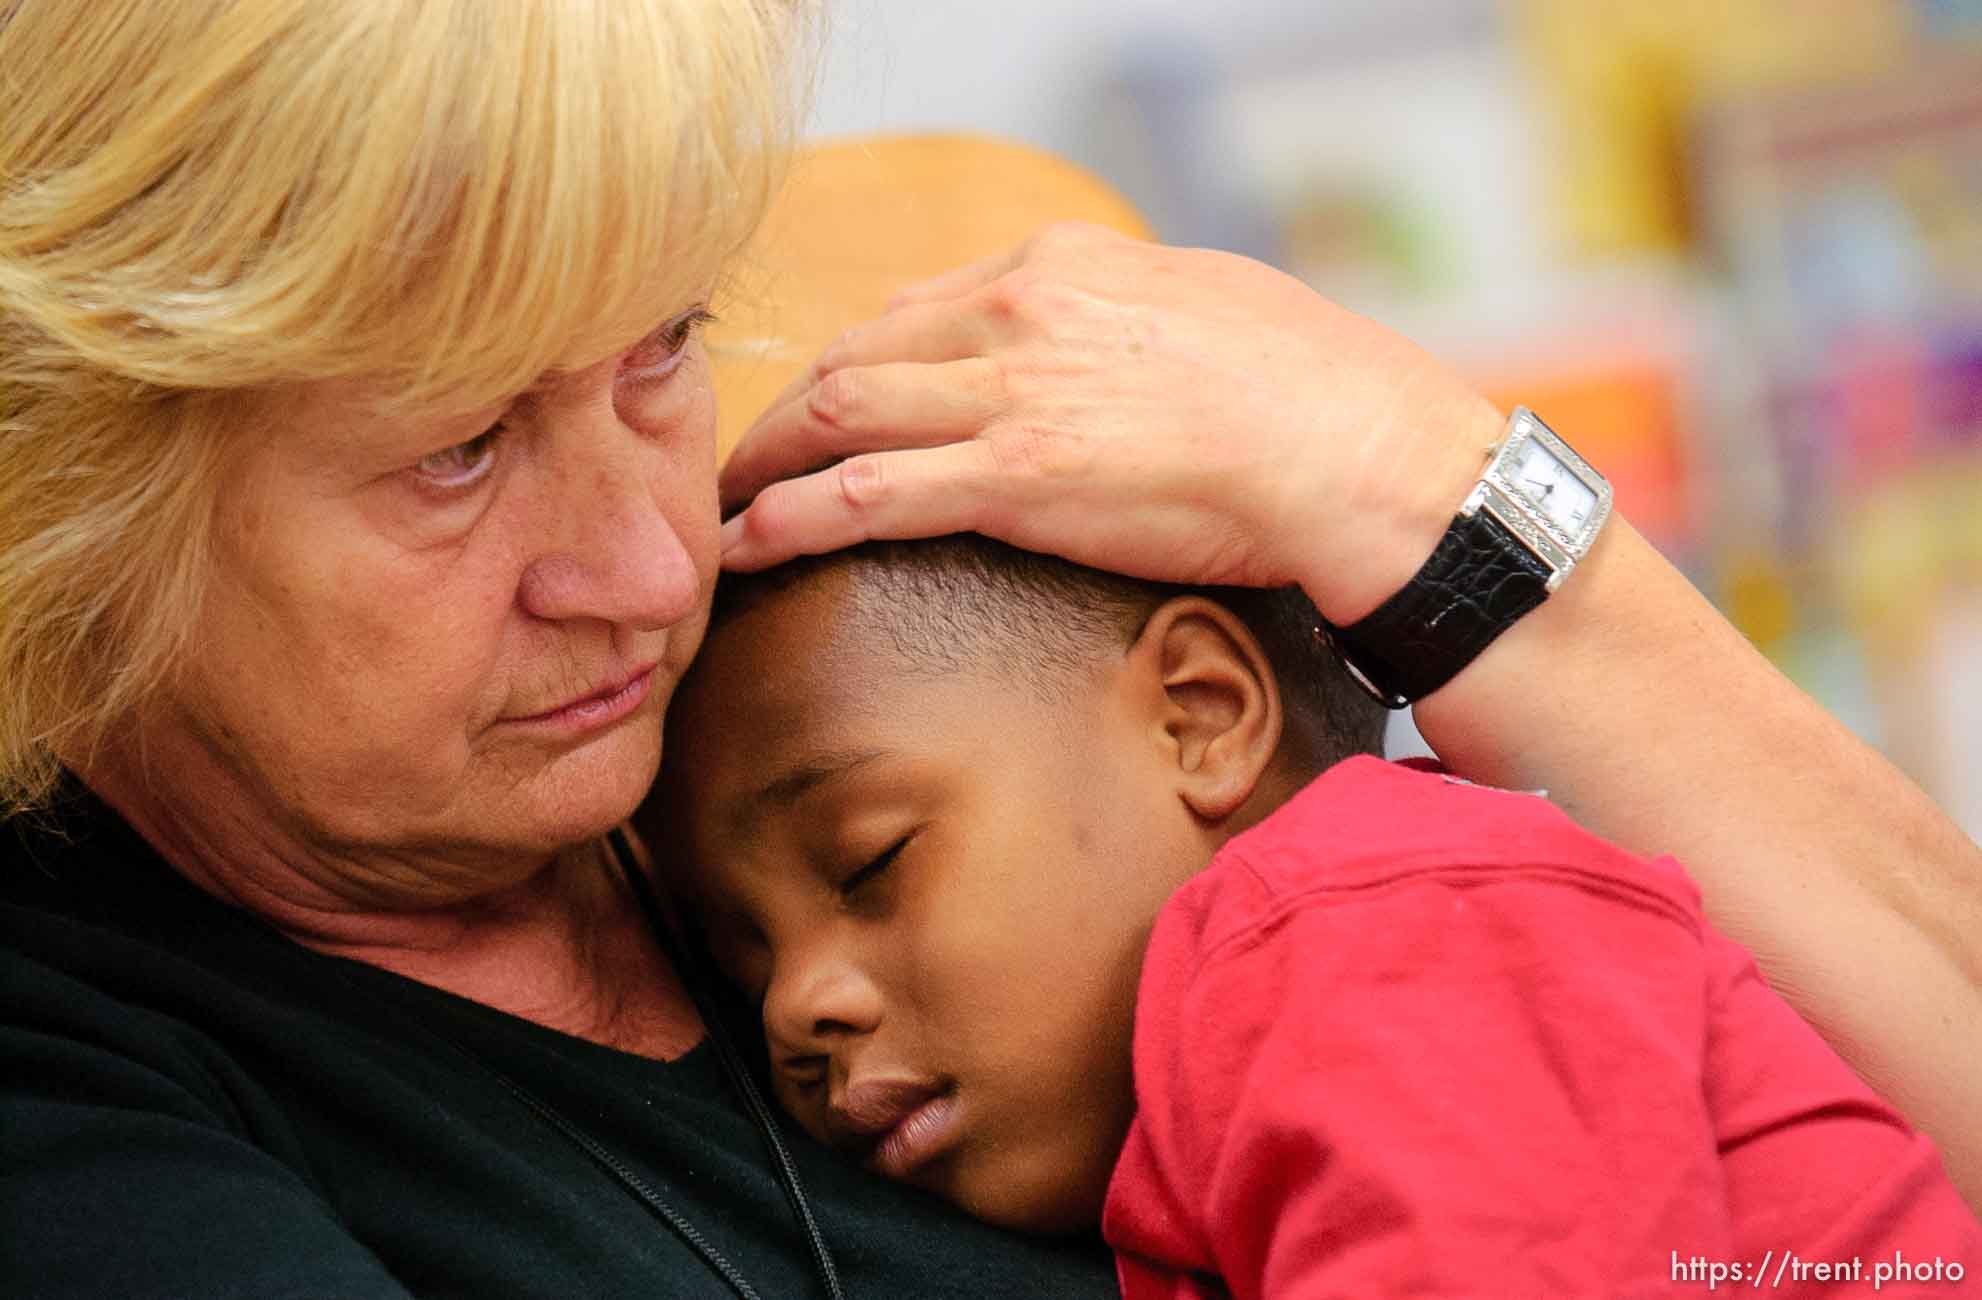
[708, 133, 1153, 458]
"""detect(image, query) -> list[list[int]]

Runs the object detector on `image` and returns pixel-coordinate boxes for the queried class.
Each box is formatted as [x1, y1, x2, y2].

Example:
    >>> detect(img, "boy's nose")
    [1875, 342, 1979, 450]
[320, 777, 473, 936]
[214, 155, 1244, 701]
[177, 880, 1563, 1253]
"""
[765, 958, 883, 1149]
[763, 956, 884, 1062]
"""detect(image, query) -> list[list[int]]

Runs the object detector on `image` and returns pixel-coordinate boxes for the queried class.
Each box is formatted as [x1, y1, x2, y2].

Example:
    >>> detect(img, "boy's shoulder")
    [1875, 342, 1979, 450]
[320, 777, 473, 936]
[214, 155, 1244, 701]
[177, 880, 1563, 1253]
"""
[1264, 754, 1597, 861]
[1175, 756, 1704, 954]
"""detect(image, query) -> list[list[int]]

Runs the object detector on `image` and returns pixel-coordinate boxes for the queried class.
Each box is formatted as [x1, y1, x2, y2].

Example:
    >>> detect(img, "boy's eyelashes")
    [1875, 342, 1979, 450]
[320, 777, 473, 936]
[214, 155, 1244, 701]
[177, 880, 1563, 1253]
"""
[836, 835, 910, 900]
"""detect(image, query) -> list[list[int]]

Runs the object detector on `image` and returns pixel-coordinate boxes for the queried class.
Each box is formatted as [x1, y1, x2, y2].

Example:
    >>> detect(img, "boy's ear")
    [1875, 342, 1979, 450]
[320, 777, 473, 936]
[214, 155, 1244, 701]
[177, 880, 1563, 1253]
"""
[1127, 596, 1284, 822]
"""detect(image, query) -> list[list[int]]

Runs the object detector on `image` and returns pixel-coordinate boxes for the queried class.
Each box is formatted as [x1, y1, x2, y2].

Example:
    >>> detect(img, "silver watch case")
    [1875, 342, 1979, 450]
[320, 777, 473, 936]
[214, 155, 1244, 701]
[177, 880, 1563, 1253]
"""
[1461, 407, 1613, 592]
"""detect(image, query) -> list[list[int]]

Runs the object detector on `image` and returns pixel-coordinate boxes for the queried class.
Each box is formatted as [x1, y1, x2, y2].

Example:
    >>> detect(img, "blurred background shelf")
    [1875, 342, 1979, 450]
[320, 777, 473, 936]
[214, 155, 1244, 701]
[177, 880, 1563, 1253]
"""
[802, 0, 1982, 839]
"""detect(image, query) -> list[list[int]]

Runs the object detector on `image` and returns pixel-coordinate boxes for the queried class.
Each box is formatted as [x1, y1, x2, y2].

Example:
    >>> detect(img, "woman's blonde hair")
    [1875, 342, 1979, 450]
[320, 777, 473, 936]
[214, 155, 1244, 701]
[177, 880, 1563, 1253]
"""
[0, 0, 809, 812]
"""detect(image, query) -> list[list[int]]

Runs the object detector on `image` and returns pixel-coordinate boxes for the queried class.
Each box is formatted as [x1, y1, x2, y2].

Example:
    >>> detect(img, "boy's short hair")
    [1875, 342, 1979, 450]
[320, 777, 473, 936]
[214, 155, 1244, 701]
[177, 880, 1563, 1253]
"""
[706, 535, 1388, 774]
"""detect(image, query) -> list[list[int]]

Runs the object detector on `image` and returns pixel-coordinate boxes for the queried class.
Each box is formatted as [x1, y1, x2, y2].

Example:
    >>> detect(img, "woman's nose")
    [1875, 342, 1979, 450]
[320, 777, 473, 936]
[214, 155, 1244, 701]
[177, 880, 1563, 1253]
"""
[516, 398, 709, 629]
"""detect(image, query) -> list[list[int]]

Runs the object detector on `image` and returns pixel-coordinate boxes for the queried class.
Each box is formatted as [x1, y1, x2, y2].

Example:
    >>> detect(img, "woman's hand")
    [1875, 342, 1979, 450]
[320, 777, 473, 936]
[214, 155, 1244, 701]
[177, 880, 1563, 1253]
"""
[718, 223, 1500, 626]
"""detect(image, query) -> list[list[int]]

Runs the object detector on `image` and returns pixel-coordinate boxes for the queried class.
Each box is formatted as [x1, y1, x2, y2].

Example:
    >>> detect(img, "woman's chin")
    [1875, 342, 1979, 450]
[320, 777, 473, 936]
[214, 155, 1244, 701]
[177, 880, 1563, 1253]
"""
[512, 725, 663, 845]
[439, 714, 665, 861]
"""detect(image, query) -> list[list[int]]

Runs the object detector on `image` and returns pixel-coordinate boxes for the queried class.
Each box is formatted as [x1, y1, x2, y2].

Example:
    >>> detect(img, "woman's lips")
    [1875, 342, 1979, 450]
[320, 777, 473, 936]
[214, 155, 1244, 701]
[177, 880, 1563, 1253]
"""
[511, 664, 657, 733]
[831, 1079, 962, 1181]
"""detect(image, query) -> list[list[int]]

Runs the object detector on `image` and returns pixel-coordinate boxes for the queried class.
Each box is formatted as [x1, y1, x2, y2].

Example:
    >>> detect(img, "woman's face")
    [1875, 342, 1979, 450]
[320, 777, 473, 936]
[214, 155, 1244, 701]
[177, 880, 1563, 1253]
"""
[159, 308, 721, 892]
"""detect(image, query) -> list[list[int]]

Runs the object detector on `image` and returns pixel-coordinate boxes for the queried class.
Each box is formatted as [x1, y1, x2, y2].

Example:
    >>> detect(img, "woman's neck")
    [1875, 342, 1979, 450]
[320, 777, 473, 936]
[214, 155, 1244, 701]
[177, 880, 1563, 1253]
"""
[79, 748, 706, 1059]
[303, 840, 707, 1058]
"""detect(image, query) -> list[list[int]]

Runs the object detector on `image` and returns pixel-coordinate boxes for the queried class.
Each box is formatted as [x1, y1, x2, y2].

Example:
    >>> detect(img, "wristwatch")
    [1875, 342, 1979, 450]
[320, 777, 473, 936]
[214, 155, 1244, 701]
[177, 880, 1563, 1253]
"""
[1322, 407, 1613, 708]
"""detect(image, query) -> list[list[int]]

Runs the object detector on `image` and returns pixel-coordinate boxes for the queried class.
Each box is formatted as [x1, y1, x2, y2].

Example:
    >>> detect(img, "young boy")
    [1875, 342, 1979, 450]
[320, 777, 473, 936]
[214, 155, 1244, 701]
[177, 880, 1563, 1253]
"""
[654, 534, 1980, 1297]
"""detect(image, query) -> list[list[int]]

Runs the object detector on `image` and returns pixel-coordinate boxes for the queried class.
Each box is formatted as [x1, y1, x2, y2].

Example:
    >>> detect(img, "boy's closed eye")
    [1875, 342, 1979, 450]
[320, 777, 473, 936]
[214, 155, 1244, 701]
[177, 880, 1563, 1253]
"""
[836, 835, 910, 903]
[695, 830, 915, 998]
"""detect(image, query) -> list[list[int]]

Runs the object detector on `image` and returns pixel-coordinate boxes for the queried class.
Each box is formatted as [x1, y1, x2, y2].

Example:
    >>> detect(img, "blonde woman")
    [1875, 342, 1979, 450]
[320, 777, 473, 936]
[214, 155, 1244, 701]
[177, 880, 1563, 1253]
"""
[2, 3, 1976, 1297]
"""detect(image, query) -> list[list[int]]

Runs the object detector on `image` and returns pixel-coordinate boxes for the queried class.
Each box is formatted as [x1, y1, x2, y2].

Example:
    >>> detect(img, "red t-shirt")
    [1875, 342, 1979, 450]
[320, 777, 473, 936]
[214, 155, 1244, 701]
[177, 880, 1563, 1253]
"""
[1103, 756, 1980, 1298]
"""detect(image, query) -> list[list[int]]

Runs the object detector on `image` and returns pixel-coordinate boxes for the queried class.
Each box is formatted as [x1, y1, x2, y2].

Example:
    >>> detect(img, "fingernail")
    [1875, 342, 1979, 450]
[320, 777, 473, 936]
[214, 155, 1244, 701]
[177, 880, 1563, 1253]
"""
[719, 513, 743, 555]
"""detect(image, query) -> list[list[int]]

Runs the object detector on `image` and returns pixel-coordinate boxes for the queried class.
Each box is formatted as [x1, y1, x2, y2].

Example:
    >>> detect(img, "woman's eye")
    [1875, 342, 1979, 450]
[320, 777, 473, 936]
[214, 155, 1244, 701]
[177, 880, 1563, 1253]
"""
[413, 428, 500, 491]
[838, 837, 908, 900]
[619, 306, 716, 378]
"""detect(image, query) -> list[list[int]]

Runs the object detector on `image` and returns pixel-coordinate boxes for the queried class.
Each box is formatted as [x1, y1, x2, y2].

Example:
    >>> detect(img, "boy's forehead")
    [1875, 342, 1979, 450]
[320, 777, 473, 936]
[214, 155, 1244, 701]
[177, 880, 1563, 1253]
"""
[672, 594, 980, 842]
[701, 559, 1007, 694]
[702, 565, 905, 691]
[679, 571, 939, 767]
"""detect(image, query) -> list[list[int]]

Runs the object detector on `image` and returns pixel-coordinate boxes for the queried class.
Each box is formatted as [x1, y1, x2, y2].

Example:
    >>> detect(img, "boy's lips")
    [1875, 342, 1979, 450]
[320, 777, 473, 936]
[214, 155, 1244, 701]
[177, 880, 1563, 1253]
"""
[828, 1078, 962, 1180]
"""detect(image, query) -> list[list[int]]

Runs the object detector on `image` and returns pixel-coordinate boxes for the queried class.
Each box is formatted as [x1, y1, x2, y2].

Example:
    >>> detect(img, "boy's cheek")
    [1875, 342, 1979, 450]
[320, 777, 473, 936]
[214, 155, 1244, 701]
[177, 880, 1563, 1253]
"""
[772, 1077, 832, 1147]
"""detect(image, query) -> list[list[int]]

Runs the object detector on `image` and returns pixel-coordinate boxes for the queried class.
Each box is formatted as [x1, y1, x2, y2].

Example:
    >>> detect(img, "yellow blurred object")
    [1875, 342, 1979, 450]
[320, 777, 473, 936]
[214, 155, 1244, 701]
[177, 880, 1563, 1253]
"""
[1719, 546, 1798, 656]
[708, 134, 1154, 459]
[1838, 462, 1982, 660]
[1837, 462, 1982, 828]
[1516, 0, 1915, 254]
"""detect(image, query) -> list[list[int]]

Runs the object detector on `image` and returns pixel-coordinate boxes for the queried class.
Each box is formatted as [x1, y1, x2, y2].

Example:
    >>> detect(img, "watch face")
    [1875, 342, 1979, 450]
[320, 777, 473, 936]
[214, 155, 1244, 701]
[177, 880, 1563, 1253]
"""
[1507, 436, 1600, 538]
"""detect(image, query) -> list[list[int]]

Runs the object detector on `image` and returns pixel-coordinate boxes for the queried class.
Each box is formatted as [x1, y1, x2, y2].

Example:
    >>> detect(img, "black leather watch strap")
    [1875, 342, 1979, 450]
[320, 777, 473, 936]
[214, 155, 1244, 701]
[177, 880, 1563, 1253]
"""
[1322, 509, 1552, 708]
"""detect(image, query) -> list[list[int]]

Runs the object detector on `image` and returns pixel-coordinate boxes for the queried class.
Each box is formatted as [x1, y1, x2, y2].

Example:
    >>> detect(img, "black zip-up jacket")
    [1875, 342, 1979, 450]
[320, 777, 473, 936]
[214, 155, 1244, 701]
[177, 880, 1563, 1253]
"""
[1, 780, 1116, 1298]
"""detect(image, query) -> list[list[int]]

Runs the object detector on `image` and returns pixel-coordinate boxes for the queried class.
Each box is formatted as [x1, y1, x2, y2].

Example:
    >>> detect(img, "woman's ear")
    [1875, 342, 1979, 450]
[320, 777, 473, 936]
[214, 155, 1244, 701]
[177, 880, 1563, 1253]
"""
[1126, 596, 1284, 822]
